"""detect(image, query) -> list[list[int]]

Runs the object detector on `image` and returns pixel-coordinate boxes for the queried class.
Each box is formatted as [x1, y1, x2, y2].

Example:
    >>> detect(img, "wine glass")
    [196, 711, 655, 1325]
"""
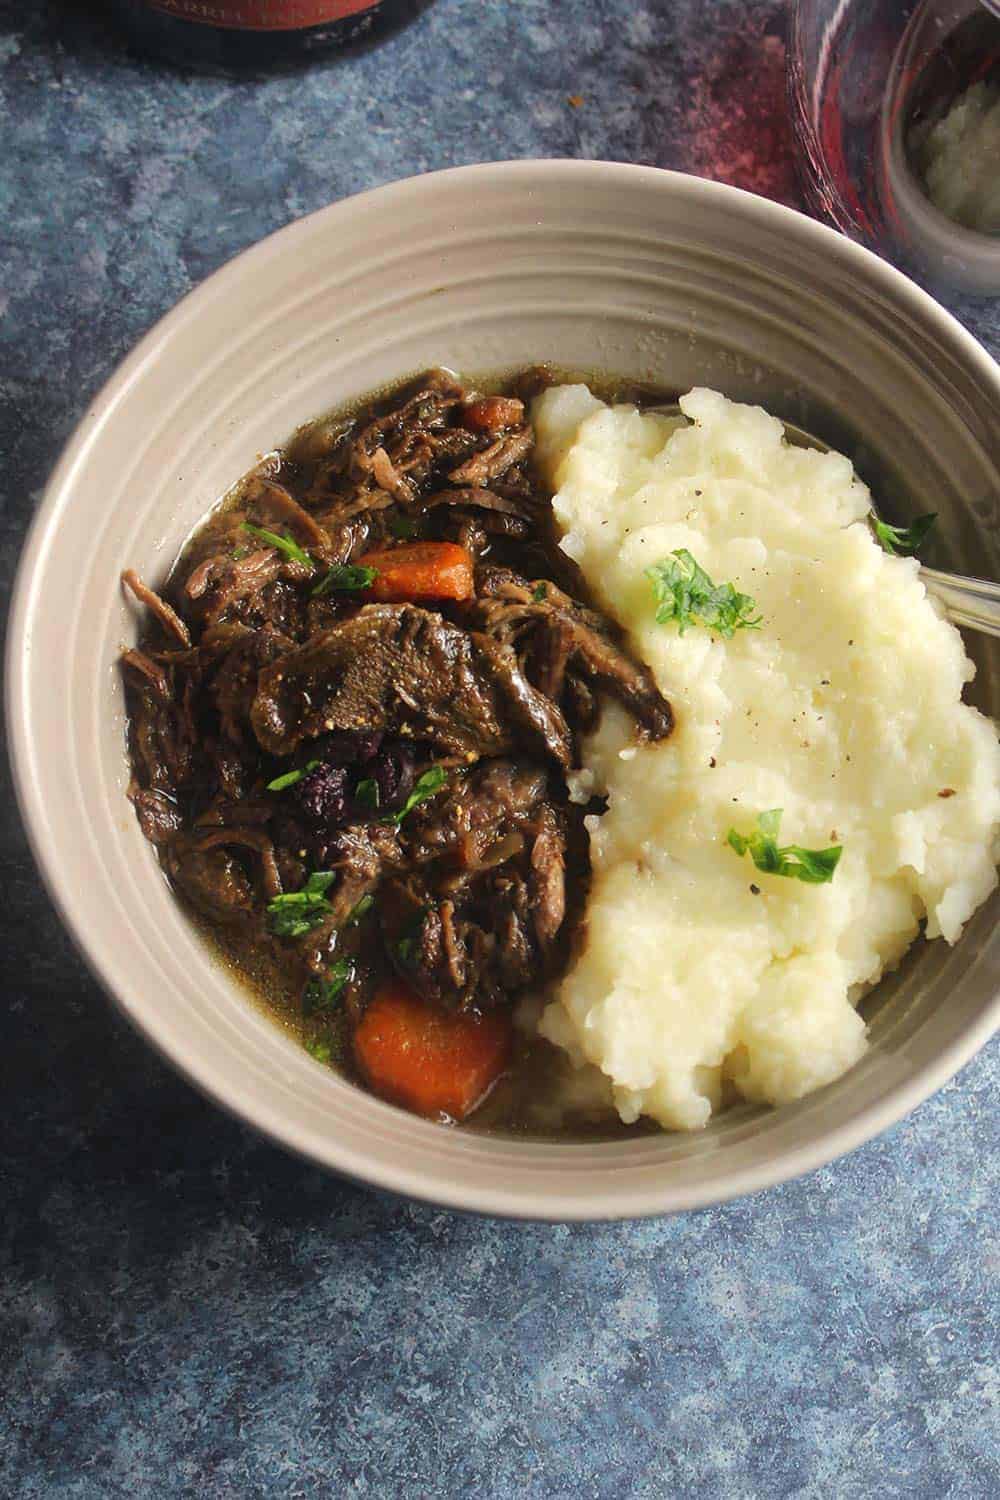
[787, 0, 1000, 293]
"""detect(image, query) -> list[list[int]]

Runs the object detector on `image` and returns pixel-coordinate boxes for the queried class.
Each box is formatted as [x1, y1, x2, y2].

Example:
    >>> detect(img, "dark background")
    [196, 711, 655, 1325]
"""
[2, 2, 998, 1495]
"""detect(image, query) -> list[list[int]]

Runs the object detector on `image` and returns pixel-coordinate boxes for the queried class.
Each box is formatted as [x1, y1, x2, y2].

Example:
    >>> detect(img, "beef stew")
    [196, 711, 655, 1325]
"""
[120, 369, 673, 1126]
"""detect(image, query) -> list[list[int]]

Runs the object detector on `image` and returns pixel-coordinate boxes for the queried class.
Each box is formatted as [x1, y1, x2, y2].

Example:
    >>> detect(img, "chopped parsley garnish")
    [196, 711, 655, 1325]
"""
[305, 1038, 332, 1064]
[347, 892, 375, 925]
[266, 870, 336, 937]
[395, 904, 435, 966]
[383, 766, 448, 825]
[647, 550, 761, 638]
[311, 563, 379, 598]
[302, 959, 353, 1016]
[871, 512, 937, 556]
[266, 759, 320, 792]
[532, 582, 548, 603]
[726, 810, 842, 884]
[354, 777, 380, 809]
[241, 522, 315, 571]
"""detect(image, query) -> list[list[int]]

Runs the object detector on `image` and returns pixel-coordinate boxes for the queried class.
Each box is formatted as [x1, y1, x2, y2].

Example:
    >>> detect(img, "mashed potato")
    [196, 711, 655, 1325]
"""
[910, 81, 1000, 235]
[533, 386, 1000, 1131]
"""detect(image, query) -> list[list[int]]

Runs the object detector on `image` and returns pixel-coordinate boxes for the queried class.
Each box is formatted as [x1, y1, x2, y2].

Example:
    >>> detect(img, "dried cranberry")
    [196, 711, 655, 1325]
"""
[371, 741, 416, 812]
[294, 763, 348, 825]
[314, 730, 383, 767]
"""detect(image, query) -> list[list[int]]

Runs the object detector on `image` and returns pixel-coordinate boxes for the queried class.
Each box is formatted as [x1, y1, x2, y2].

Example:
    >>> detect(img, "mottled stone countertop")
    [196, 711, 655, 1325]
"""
[1, 2, 997, 1495]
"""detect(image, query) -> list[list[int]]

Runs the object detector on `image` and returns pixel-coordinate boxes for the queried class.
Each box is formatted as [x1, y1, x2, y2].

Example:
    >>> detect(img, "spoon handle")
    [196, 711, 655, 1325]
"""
[921, 566, 1000, 639]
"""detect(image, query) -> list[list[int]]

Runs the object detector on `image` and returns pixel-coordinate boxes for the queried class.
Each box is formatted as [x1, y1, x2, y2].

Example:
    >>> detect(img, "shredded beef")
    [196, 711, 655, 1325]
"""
[121, 368, 674, 1042]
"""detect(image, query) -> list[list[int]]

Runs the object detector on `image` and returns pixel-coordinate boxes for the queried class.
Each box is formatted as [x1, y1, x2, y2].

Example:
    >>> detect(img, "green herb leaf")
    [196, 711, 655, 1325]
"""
[383, 766, 448, 825]
[266, 759, 320, 792]
[872, 512, 937, 556]
[532, 582, 548, 603]
[266, 870, 336, 937]
[311, 563, 379, 598]
[269, 908, 325, 939]
[347, 892, 375, 925]
[354, 777, 380, 809]
[241, 522, 315, 571]
[727, 809, 842, 884]
[783, 844, 843, 883]
[389, 514, 418, 539]
[646, 549, 761, 638]
[305, 1038, 332, 1064]
[395, 904, 434, 966]
[303, 959, 352, 1016]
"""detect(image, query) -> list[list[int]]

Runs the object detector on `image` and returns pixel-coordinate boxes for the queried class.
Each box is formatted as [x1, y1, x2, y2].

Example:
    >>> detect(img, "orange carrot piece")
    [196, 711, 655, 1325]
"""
[353, 982, 512, 1120]
[357, 541, 474, 603]
[461, 396, 525, 433]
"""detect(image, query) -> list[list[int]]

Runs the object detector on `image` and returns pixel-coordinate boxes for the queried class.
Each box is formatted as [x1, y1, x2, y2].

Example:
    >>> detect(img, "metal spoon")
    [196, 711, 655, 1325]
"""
[649, 405, 1000, 639]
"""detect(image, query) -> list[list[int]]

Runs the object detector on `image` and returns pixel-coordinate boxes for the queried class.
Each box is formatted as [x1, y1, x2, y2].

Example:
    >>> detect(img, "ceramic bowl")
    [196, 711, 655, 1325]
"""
[8, 162, 999, 1219]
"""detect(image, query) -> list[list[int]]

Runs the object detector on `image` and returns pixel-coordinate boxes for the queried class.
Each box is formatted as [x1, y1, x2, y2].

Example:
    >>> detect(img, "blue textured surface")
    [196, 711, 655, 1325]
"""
[1, 2, 998, 1495]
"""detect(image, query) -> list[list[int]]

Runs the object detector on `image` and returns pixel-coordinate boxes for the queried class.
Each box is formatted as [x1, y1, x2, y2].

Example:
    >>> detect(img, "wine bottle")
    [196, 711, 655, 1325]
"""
[109, 0, 435, 70]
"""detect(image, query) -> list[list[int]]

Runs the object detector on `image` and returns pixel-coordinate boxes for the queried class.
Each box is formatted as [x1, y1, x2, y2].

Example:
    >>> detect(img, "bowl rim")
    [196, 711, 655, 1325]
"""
[7, 159, 1000, 1220]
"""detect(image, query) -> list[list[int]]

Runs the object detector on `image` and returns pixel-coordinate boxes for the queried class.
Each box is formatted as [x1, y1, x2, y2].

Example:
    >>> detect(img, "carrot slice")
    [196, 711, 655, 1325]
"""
[461, 396, 525, 433]
[353, 982, 512, 1120]
[357, 541, 474, 603]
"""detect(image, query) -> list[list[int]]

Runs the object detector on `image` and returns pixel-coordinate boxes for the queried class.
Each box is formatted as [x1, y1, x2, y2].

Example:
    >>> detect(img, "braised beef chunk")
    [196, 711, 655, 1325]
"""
[530, 803, 567, 951]
[397, 763, 572, 1009]
[165, 843, 253, 924]
[250, 604, 500, 756]
[250, 603, 572, 767]
[469, 568, 673, 741]
[126, 677, 195, 793]
[128, 785, 182, 845]
[121, 648, 172, 704]
[379, 859, 539, 1012]
[296, 822, 405, 974]
[211, 625, 294, 743]
[423, 486, 529, 520]
[123, 571, 191, 648]
[120, 369, 675, 1106]
[448, 427, 534, 487]
[468, 630, 573, 768]
[401, 758, 547, 870]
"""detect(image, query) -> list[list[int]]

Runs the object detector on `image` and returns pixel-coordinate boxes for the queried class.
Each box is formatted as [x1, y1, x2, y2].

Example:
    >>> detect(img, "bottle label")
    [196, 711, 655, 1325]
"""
[144, 0, 378, 29]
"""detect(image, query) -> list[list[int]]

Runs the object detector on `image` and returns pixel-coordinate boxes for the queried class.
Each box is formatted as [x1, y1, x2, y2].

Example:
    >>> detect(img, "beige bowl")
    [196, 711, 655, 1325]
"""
[8, 162, 1000, 1219]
